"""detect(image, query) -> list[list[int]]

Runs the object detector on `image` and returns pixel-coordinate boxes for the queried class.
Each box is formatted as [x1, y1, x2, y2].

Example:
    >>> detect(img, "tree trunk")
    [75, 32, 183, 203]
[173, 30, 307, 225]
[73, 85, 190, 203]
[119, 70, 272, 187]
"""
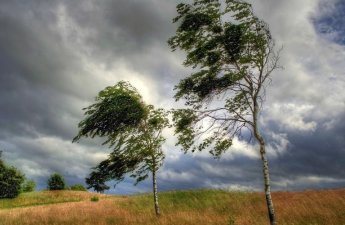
[253, 127, 276, 224]
[256, 133, 276, 225]
[152, 168, 160, 216]
[253, 100, 276, 225]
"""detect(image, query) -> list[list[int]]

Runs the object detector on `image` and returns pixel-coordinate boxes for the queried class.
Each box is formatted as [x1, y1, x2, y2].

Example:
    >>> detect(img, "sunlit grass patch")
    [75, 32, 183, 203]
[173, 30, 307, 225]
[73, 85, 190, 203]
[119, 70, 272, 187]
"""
[0, 190, 106, 209]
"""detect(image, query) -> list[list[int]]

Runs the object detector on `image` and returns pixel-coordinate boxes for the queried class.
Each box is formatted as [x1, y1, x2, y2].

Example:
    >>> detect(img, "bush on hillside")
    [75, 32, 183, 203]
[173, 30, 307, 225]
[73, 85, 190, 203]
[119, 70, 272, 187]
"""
[22, 180, 36, 192]
[47, 173, 65, 190]
[70, 184, 87, 191]
[90, 196, 99, 202]
[0, 155, 25, 198]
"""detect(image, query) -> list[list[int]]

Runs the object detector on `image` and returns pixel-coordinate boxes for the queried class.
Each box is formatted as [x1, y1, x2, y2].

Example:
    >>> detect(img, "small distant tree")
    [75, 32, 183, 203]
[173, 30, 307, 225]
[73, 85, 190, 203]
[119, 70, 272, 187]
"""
[22, 180, 36, 192]
[47, 173, 65, 190]
[168, 1, 281, 224]
[70, 184, 87, 191]
[74, 81, 169, 216]
[0, 152, 25, 198]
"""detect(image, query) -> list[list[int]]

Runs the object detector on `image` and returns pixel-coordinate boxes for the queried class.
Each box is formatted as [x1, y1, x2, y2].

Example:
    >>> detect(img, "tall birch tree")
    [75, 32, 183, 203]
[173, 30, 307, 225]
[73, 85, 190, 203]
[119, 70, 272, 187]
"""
[168, 0, 281, 224]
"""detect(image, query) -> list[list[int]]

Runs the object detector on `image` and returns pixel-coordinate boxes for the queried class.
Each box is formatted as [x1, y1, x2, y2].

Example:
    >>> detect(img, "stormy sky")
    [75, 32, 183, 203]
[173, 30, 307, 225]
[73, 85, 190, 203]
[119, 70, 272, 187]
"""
[0, 0, 344, 194]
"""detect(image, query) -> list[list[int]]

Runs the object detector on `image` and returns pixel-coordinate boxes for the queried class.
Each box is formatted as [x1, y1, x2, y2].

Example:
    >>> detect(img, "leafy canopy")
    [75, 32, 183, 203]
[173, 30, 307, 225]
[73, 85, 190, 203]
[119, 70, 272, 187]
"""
[168, 0, 279, 157]
[0, 156, 25, 198]
[85, 106, 169, 192]
[73, 81, 148, 143]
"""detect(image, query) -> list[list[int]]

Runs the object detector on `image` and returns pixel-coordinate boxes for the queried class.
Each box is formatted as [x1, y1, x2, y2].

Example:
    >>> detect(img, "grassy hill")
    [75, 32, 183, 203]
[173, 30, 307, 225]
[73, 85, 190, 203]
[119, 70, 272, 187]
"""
[0, 189, 344, 225]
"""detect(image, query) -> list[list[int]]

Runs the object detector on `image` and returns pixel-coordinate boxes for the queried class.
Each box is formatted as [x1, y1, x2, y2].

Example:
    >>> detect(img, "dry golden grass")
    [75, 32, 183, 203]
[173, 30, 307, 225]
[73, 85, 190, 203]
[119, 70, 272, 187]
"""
[0, 189, 344, 225]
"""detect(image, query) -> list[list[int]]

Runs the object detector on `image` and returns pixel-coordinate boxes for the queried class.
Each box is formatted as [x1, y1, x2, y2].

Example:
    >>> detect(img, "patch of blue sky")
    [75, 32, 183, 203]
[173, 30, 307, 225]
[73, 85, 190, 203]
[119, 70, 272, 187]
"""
[313, 0, 345, 45]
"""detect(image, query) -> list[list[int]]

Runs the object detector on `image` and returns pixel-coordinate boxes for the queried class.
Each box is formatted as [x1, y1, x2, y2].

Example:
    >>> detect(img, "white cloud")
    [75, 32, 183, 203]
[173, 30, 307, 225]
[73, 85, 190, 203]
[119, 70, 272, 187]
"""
[223, 138, 260, 160]
[160, 170, 197, 182]
[205, 182, 259, 192]
[266, 132, 290, 157]
[265, 103, 317, 131]
[273, 175, 345, 189]
[250, 0, 345, 131]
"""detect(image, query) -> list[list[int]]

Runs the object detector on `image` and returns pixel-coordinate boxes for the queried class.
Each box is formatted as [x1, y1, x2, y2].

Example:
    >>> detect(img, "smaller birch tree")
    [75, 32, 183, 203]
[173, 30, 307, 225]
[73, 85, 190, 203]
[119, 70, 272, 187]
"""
[73, 81, 168, 216]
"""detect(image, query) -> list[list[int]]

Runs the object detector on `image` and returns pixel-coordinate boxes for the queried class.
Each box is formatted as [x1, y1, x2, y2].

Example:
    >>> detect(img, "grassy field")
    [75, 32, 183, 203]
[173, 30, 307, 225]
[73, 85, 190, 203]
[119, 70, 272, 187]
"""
[0, 189, 344, 225]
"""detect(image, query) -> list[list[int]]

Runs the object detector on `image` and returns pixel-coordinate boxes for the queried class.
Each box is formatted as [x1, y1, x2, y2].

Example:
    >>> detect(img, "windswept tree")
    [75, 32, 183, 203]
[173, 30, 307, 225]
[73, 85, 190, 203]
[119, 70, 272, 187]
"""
[168, 0, 281, 224]
[47, 173, 65, 190]
[73, 81, 169, 216]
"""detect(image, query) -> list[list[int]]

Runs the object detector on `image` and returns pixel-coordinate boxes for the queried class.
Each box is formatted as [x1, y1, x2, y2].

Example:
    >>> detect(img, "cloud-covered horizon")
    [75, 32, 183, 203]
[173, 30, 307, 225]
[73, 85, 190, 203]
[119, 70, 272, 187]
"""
[0, 0, 344, 194]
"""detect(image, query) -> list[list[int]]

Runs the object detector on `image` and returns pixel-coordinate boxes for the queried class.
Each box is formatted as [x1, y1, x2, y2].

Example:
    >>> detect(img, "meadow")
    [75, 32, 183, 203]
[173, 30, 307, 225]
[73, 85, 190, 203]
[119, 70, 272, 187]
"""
[0, 189, 344, 225]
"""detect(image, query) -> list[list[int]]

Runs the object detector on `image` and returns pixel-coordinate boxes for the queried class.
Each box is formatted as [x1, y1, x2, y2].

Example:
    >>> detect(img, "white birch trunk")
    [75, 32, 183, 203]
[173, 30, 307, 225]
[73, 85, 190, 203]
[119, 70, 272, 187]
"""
[253, 102, 277, 225]
[152, 168, 160, 216]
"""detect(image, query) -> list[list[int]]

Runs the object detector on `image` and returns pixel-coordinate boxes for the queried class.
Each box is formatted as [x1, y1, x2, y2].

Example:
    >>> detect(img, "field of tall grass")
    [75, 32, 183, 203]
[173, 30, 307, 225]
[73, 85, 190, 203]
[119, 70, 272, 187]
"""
[0, 189, 344, 225]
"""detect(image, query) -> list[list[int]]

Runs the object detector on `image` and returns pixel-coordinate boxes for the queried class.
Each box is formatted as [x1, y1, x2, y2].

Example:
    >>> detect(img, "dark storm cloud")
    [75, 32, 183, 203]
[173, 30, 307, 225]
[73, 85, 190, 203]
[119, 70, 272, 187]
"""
[64, 0, 176, 55]
[0, 0, 83, 97]
[106, 154, 263, 194]
[154, 113, 345, 192]
[269, 116, 345, 182]
[0, 0, 96, 141]
[158, 154, 263, 191]
[0, 0, 107, 188]
[61, 0, 184, 99]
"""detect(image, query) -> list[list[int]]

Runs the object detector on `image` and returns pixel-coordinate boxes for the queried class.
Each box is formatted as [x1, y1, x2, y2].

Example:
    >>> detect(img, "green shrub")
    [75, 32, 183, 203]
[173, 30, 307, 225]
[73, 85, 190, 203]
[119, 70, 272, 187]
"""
[47, 173, 65, 190]
[70, 184, 87, 191]
[22, 180, 36, 192]
[0, 157, 25, 198]
[90, 196, 99, 202]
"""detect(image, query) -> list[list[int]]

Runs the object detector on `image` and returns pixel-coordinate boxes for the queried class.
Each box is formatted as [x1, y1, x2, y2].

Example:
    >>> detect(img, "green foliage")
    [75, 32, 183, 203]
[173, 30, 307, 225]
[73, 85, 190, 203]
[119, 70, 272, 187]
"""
[47, 173, 65, 190]
[0, 157, 25, 198]
[169, 0, 279, 156]
[224, 24, 243, 61]
[85, 106, 169, 191]
[179, 13, 213, 32]
[85, 153, 139, 193]
[174, 70, 241, 104]
[172, 109, 197, 152]
[70, 184, 87, 191]
[90, 196, 99, 202]
[73, 81, 147, 143]
[22, 180, 36, 193]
